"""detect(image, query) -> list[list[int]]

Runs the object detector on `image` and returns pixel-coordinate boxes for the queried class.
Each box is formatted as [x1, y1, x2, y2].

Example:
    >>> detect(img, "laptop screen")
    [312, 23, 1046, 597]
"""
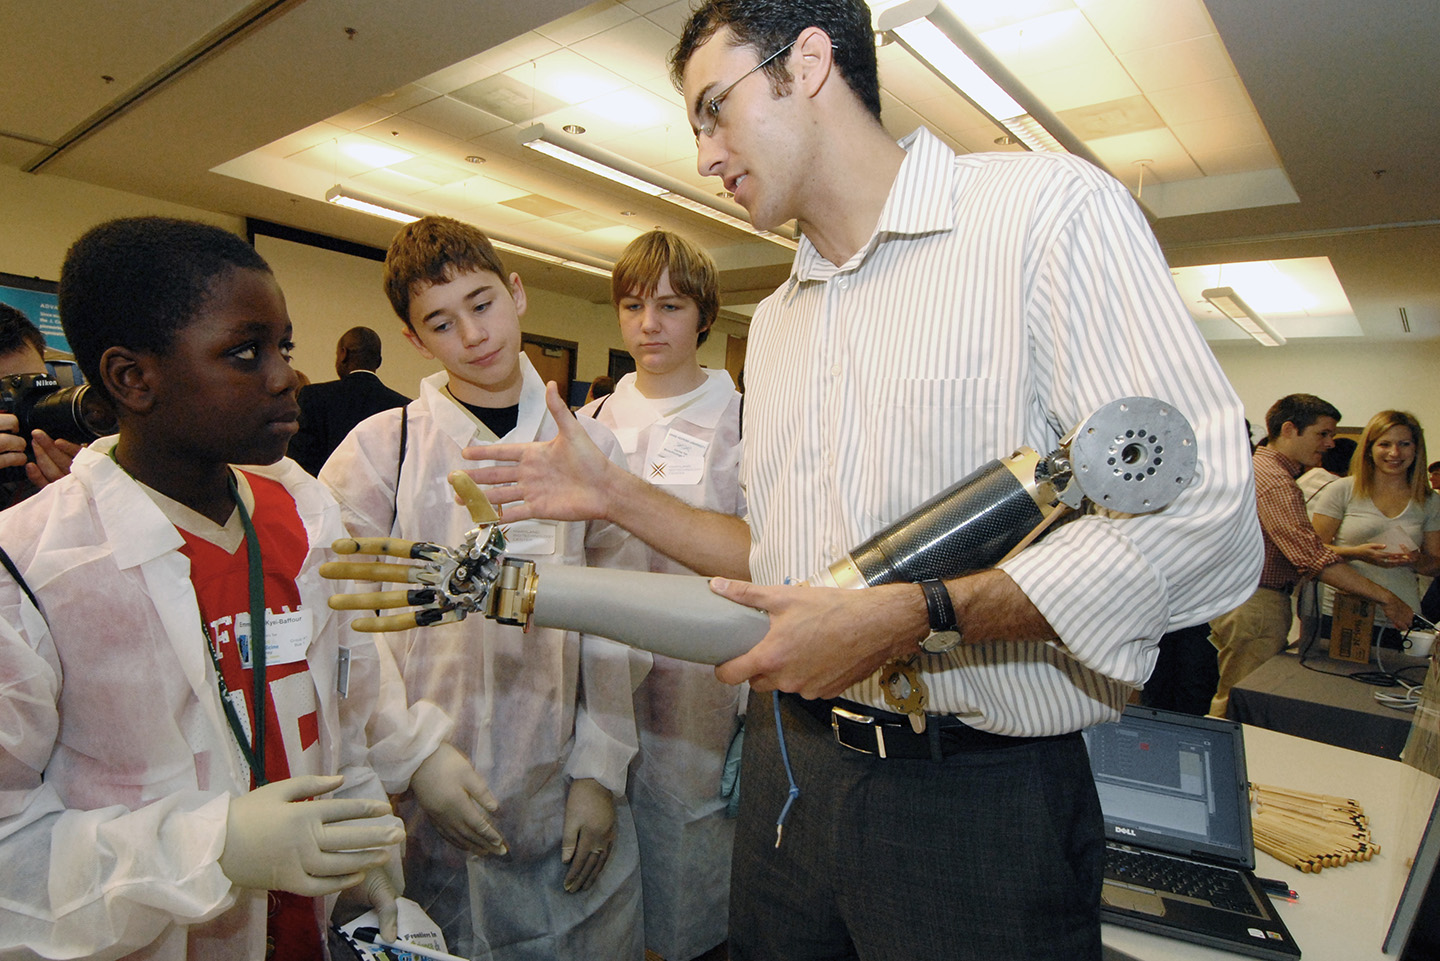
[1083, 706, 1253, 868]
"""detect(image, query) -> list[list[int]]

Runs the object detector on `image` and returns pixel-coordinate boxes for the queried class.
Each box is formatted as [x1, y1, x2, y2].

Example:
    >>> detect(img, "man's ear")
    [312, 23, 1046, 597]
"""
[1279, 421, 1300, 439]
[792, 25, 836, 100]
[98, 346, 156, 415]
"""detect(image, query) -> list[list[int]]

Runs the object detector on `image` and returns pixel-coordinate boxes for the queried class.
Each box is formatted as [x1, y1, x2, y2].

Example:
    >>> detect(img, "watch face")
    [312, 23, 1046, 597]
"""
[921, 629, 962, 654]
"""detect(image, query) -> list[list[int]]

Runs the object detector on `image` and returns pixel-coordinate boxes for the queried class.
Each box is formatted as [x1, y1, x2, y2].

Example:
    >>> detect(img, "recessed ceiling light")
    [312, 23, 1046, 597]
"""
[621, 210, 636, 216]
[465, 155, 486, 164]
[994, 134, 1018, 146]
[562, 124, 586, 135]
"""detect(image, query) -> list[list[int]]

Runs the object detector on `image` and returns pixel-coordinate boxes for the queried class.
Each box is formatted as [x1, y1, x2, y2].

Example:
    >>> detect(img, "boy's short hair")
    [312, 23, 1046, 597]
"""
[1264, 393, 1341, 441]
[0, 303, 47, 361]
[384, 216, 507, 328]
[671, 0, 883, 122]
[59, 217, 270, 394]
[612, 230, 720, 346]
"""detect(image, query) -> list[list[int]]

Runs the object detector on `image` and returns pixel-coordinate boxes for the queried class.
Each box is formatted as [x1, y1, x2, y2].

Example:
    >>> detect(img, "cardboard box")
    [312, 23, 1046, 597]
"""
[1329, 591, 1375, 663]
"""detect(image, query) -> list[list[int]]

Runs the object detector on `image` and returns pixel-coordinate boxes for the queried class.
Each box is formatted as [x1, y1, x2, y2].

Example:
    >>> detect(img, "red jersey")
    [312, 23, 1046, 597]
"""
[179, 471, 321, 961]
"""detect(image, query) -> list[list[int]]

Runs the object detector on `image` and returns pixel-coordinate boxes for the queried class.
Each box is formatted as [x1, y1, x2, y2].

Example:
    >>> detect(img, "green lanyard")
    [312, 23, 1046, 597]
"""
[110, 451, 270, 784]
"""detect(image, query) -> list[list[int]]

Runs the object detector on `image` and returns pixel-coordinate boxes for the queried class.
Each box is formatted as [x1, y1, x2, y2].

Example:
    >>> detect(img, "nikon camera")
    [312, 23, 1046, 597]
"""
[0, 373, 117, 481]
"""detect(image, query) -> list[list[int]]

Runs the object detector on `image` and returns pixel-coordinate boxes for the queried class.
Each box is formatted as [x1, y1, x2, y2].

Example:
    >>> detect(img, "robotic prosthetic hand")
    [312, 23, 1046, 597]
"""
[322, 397, 1196, 665]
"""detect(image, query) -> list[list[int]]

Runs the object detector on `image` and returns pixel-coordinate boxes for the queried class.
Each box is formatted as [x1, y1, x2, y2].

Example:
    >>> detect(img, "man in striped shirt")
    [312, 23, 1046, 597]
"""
[1209, 394, 1412, 716]
[467, 1, 1261, 958]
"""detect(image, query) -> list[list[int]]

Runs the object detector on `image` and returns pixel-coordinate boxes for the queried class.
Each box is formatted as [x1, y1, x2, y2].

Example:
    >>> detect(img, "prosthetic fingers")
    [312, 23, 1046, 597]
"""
[321, 398, 1196, 665]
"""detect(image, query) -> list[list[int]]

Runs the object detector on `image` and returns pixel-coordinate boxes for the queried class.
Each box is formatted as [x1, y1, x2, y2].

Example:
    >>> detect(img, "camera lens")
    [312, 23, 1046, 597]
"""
[26, 385, 117, 443]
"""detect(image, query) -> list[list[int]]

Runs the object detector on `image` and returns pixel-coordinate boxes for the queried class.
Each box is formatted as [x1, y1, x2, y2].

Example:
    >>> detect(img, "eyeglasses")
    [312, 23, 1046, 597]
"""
[695, 40, 796, 141]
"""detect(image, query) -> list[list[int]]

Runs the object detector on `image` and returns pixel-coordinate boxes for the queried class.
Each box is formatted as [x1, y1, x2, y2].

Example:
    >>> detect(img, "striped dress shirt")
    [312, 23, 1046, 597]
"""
[741, 128, 1262, 735]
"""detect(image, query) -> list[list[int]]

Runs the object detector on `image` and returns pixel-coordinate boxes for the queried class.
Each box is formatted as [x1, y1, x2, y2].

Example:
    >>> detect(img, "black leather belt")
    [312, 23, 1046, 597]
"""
[785, 694, 1063, 760]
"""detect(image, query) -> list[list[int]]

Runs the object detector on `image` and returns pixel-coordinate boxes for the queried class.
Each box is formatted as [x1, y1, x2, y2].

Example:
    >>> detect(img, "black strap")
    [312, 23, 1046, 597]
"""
[0, 543, 42, 620]
[392, 403, 408, 535]
[588, 393, 610, 419]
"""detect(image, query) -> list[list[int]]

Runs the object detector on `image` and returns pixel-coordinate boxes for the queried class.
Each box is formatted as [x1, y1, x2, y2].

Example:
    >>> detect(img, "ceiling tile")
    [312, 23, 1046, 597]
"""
[1059, 95, 1163, 140]
[402, 96, 511, 140]
[534, 1, 637, 47]
[413, 176, 531, 210]
[571, 16, 678, 85]
[1076, 0, 1218, 54]
[505, 48, 632, 106]
[417, 33, 562, 95]
[950, 0, 1078, 34]
[1188, 141, 1281, 178]
[356, 116, 463, 157]
[1118, 34, 1236, 91]
[351, 166, 438, 197]
[978, 9, 1110, 77]
[390, 157, 476, 186]
[1146, 76, 1255, 127]
[643, 0, 696, 38]
[503, 193, 579, 217]
[452, 73, 567, 125]
[1171, 112, 1271, 155]
[366, 83, 443, 116]
[1022, 56, 1138, 112]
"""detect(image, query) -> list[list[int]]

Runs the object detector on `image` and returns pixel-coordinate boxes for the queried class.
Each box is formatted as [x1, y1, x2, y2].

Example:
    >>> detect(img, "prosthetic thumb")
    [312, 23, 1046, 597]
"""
[219, 775, 403, 896]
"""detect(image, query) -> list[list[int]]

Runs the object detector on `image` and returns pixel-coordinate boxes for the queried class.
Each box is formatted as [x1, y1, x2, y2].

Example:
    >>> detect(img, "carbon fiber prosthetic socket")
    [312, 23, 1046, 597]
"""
[847, 459, 1046, 587]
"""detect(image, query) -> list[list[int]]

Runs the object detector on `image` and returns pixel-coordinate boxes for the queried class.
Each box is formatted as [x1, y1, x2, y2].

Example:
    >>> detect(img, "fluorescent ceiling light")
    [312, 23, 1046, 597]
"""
[518, 124, 798, 249]
[1202, 286, 1287, 347]
[873, 0, 1069, 154]
[324, 185, 611, 278]
[489, 239, 612, 278]
[325, 184, 423, 223]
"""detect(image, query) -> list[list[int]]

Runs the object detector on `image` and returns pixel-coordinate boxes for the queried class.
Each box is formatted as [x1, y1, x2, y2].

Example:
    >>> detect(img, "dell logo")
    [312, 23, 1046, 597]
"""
[1114, 826, 1137, 837]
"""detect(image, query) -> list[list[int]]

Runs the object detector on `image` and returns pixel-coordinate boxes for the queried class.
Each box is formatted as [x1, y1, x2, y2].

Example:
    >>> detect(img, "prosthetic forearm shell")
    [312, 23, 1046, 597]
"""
[528, 564, 769, 664]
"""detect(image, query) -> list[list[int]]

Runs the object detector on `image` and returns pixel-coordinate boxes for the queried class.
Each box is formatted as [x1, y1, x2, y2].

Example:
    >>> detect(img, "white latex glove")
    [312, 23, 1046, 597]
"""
[560, 778, 616, 893]
[219, 774, 403, 896]
[410, 742, 508, 856]
[336, 866, 401, 942]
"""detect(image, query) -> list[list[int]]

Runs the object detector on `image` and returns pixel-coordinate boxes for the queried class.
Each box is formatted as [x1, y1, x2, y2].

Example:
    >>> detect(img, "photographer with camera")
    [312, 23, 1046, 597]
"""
[0, 303, 86, 506]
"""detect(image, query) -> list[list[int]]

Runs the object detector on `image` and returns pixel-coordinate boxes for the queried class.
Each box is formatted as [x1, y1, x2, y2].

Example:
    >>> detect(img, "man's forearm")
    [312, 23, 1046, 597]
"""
[1318, 561, 1398, 607]
[600, 464, 751, 580]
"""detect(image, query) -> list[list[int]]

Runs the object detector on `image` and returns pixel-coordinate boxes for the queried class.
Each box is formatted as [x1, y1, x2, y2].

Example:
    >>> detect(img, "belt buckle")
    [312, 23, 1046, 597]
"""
[831, 706, 887, 758]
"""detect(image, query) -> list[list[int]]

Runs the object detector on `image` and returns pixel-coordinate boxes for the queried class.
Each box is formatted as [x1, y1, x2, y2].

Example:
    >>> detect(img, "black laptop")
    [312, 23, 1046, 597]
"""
[1083, 705, 1302, 960]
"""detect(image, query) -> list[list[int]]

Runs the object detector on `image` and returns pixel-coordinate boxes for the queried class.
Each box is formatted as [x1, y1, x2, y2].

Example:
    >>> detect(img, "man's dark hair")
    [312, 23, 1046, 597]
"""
[0, 303, 47, 360]
[1264, 393, 1341, 441]
[59, 217, 270, 394]
[1429, 460, 1440, 473]
[341, 326, 384, 371]
[1321, 436, 1356, 475]
[671, 0, 882, 121]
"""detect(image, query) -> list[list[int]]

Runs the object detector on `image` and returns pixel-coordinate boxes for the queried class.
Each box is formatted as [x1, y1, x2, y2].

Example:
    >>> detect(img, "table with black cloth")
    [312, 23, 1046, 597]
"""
[1226, 649, 1427, 759]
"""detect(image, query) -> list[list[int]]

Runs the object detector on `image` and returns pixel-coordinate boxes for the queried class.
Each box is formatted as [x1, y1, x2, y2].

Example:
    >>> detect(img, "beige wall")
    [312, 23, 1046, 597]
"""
[1211, 340, 1440, 443]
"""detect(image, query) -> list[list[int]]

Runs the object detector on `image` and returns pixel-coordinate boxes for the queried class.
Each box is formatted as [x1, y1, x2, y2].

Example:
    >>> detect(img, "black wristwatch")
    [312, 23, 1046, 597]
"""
[918, 579, 962, 654]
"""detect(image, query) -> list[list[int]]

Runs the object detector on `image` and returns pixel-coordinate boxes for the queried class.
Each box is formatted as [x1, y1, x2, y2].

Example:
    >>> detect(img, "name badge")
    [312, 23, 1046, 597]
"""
[235, 608, 313, 667]
[647, 428, 708, 486]
[501, 518, 558, 556]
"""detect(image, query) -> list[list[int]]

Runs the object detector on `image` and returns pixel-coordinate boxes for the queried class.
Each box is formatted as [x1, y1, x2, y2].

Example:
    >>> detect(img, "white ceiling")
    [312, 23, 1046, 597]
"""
[2, 0, 1437, 343]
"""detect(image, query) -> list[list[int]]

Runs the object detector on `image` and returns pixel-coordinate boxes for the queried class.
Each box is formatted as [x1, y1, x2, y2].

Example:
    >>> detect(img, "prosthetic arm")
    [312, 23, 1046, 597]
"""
[322, 397, 1196, 664]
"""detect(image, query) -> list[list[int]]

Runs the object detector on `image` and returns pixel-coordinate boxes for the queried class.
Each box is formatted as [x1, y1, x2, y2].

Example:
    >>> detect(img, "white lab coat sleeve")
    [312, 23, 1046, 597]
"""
[563, 419, 649, 795]
[0, 613, 235, 959]
[996, 165, 1262, 685]
[316, 414, 456, 795]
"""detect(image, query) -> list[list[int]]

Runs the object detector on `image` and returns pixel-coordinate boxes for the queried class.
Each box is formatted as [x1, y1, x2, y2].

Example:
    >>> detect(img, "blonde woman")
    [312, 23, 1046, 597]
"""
[1311, 410, 1440, 641]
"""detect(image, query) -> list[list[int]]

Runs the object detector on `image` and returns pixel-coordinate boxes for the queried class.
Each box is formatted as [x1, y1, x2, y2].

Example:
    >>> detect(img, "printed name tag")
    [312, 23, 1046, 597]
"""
[501, 518, 558, 556]
[646, 428, 708, 486]
[235, 608, 313, 667]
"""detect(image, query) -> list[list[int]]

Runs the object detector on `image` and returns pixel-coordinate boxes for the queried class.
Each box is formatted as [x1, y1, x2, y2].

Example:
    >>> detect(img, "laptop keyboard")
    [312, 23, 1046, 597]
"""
[1104, 845, 1262, 916]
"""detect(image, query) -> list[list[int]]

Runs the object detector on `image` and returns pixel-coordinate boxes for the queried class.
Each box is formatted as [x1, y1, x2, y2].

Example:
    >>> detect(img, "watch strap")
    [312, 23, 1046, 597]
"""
[919, 578, 957, 632]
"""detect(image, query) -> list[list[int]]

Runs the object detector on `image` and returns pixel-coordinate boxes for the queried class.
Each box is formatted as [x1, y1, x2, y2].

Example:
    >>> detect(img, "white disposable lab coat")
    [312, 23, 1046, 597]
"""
[0, 440, 436, 961]
[581, 369, 746, 960]
[321, 357, 649, 961]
